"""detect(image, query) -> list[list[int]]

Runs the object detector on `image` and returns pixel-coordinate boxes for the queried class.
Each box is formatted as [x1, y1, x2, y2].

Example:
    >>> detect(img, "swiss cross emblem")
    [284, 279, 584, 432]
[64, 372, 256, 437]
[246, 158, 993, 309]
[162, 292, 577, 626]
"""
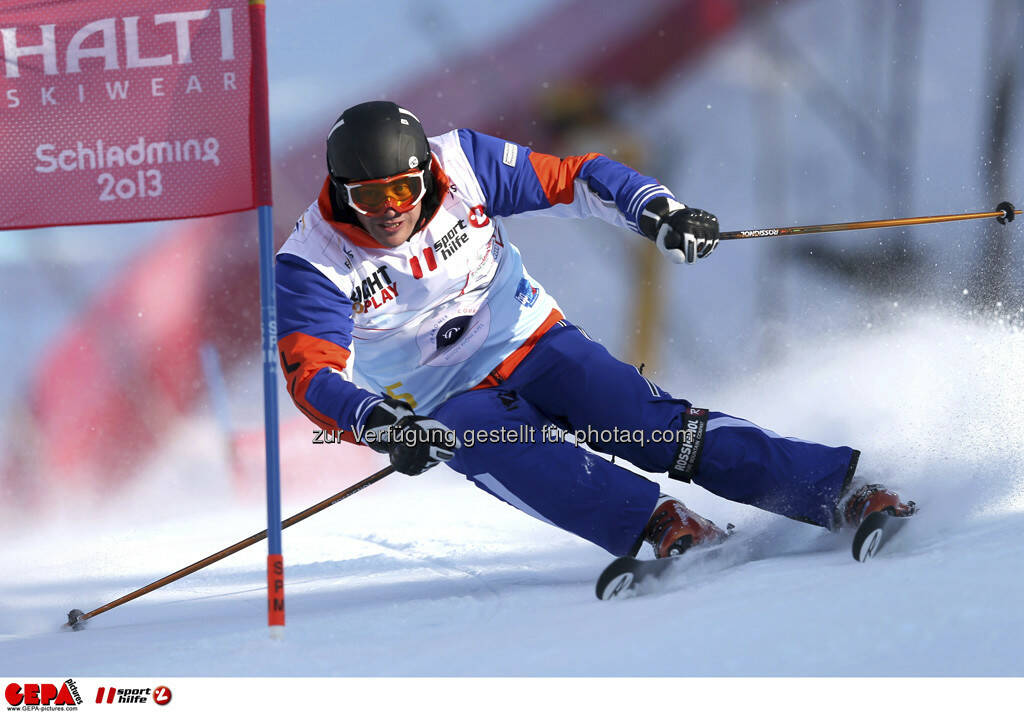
[468, 204, 490, 228]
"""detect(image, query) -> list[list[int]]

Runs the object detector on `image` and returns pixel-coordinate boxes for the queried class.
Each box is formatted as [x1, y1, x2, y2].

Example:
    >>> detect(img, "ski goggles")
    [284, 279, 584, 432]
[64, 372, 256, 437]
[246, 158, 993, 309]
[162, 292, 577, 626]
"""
[342, 168, 427, 216]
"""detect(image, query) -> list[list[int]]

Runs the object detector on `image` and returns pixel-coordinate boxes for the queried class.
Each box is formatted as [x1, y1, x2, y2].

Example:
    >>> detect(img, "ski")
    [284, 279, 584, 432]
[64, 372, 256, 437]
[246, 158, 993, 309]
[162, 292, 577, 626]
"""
[597, 509, 916, 599]
[851, 510, 912, 562]
[595, 539, 734, 601]
[595, 556, 673, 600]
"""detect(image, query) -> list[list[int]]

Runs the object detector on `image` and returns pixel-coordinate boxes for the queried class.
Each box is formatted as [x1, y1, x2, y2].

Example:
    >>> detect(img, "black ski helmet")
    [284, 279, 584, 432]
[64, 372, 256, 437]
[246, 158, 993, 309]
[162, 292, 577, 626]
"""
[326, 101, 431, 185]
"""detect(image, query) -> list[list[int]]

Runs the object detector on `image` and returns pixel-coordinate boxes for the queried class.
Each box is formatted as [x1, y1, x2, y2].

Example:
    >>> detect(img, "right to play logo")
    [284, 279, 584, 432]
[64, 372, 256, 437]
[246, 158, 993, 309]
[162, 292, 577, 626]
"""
[5, 679, 83, 709]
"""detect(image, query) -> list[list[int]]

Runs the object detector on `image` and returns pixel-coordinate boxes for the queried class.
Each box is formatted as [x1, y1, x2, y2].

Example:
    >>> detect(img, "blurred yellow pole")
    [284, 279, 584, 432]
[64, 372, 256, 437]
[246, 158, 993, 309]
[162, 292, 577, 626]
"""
[535, 83, 662, 370]
[627, 241, 663, 370]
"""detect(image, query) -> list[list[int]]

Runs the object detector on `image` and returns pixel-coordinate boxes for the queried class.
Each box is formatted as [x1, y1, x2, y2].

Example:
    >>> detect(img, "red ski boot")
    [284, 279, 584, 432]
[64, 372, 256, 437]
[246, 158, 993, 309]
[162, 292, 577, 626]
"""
[643, 495, 729, 558]
[840, 482, 917, 528]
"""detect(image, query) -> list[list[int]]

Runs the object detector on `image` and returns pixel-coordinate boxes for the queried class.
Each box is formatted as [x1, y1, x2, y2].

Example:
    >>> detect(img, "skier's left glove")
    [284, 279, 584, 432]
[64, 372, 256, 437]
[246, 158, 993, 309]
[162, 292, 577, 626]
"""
[388, 414, 459, 475]
[640, 196, 720, 264]
[361, 397, 459, 475]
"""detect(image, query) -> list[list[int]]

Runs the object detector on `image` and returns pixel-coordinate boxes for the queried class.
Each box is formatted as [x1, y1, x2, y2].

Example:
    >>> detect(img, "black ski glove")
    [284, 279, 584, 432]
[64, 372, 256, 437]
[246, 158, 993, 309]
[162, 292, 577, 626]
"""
[362, 397, 459, 475]
[640, 196, 720, 264]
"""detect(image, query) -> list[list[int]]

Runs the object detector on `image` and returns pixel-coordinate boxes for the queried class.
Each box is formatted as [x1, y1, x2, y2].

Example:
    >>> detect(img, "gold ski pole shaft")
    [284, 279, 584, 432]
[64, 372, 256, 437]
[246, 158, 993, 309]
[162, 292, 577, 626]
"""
[64, 464, 396, 630]
[720, 201, 1018, 241]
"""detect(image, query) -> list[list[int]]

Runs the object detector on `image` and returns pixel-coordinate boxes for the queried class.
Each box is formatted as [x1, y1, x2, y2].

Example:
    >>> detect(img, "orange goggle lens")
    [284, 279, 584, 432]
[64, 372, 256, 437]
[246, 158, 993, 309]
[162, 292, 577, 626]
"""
[343, 170, 426, 215]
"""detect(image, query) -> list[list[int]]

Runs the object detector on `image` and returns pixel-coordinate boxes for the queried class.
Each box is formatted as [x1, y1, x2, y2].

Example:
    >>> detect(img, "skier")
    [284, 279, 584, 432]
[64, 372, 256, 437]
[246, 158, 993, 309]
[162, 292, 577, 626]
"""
[276, 101, 915, 561]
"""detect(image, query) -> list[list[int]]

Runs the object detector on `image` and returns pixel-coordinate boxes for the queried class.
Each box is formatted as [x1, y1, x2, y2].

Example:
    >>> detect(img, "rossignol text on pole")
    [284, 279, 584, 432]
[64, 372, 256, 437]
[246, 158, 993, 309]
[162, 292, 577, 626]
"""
[720, 201, 1018, 241]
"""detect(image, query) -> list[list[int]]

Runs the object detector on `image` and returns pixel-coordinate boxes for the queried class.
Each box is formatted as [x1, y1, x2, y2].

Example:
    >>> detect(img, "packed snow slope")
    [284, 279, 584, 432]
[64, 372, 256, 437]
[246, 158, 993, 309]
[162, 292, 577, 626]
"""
[1, 311, 1021, 676]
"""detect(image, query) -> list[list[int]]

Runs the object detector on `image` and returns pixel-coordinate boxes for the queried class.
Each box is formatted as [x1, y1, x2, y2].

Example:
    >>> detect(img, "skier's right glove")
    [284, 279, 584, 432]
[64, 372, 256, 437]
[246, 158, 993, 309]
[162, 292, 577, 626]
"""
[640, 196, 720, 264]
[362, 397, 459, 475]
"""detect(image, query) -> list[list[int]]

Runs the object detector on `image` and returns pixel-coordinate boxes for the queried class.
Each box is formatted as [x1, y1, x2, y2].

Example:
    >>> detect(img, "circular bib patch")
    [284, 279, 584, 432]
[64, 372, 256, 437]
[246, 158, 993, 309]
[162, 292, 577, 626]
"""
[415, 302, 491, 366]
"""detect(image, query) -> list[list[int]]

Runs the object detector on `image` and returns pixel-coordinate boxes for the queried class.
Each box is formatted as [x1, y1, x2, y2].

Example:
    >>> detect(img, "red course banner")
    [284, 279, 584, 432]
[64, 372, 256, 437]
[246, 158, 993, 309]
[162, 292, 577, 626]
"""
[0, 0, 259, 229]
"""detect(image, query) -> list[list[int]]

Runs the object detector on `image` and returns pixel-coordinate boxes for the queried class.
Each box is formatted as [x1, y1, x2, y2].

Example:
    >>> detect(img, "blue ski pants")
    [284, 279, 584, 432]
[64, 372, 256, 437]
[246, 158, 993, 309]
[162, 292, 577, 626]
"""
[431, 322, 857, 556]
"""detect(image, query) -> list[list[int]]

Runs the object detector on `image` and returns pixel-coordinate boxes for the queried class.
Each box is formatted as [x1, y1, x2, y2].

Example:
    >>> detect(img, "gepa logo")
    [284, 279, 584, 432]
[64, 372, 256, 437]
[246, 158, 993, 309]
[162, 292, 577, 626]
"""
[5, 680, 83, 708]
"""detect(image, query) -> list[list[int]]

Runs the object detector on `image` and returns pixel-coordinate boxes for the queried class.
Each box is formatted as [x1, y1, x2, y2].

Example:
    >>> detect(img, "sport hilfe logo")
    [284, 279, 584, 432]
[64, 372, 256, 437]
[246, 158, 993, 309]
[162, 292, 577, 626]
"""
[5, 679, 83, 707]
[94, 685, 171, 704]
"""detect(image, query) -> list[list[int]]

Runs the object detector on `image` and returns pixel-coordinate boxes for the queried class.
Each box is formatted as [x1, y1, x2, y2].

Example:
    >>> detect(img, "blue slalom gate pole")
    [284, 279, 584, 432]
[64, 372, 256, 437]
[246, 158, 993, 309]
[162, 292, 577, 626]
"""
[257, 204, 285, 636]
[248, 0, 283, 637]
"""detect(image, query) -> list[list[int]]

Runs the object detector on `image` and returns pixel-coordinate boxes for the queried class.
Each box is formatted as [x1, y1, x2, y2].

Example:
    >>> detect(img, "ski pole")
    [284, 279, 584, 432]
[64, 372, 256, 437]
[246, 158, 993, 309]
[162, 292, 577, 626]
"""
[64, 463, 396, 631]
[720, 200, 1018, 241]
